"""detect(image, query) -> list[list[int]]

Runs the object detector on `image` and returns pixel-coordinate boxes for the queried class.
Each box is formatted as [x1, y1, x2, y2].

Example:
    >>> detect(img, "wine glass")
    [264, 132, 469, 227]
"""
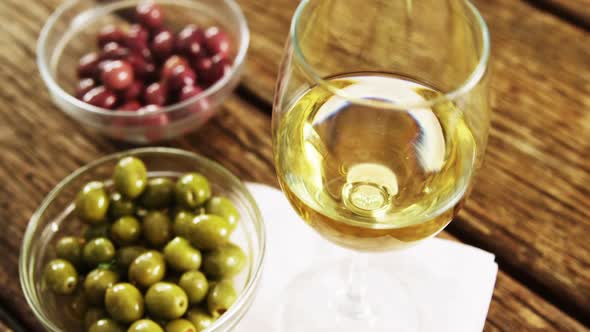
[271, 0, 490, 330]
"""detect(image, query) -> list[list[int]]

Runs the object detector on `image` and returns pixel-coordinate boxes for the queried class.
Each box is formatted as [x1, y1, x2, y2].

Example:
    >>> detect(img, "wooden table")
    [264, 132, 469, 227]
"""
[1, 0, 589, 330]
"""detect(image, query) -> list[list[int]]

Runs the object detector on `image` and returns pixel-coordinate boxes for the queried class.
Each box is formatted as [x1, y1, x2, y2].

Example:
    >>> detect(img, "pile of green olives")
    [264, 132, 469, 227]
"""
[43, 156, 247, 332]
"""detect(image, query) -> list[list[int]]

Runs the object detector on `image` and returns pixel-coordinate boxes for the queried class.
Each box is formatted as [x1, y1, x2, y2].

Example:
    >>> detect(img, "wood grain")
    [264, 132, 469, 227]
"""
[0, 321, 14, 332]
[0, 0, 588, 330]
[437, 233, 587, 332]
[236, 0, 590, 321]
[530, 0, 590, 28]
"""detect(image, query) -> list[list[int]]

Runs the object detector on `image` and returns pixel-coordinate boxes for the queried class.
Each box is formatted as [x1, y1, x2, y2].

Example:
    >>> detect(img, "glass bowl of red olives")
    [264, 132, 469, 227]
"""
[20, 147, 266, 331]
[37, 0, 249, 143]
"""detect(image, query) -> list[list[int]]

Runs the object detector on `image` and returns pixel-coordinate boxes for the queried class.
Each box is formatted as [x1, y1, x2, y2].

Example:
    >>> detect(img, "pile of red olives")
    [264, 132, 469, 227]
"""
[75, 1, 232, 114]
[43, 156, 246, 332]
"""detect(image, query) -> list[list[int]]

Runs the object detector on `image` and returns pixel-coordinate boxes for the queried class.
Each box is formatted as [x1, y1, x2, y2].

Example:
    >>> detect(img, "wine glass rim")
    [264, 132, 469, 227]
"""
[290, 0, 490, 110]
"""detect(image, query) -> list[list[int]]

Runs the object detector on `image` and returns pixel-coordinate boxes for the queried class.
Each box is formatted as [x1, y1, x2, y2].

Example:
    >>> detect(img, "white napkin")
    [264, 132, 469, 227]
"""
[237, 183, 498, 332]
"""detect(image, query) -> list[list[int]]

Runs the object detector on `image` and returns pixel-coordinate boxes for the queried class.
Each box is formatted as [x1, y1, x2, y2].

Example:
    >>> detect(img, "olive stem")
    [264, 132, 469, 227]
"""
[339, 252, 372, 320]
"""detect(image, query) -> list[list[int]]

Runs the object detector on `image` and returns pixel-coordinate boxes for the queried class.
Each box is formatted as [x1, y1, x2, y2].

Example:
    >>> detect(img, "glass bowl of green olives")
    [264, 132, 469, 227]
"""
[20, 147, 265, 332]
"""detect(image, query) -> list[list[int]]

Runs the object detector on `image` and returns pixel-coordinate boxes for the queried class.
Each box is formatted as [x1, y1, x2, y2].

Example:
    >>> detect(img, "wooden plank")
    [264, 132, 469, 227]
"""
[235, 0, 590, 321]
[436, 233, 587, 332]
[530, 0, 590, 28]
[0, 309, 22, 332]
[0, 0, 586, 331]
[0, 304, 28, 332]
[0, 321, 14, 332]
[488, 271, 588, 331]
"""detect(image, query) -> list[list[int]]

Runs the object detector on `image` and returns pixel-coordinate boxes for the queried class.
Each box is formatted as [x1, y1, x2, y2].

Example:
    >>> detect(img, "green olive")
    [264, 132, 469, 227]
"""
[110, 216, 141, 246]
[85, 307, 107, 330]
[76, 181, 109, 224]
[165, 319, 196, 332]
[163, 237, 202, 272]
[143, 211, 172, 248]
[43, 259, 78, 295]
[88, 318, 124, 332]
[104, 283, 144, 323]
[129, 250, 166, 288]
[108, 192, 136, 219]
[185, 214, 231, 250]
[207, 280, 237, 317]
[85, 223, 111, 240]
[128, 319, 164, 332]
[140, 177, 174, 209]
[115, 246, 147, 272]
[145, 282, 188, 320]
[185, 307, 215, 332]
[84, 268, 119, 304]
[55, 236, 83, 266]
[178, 271, 208, 305]
[202, 243, 247, 279]
[113, 156, 147, 199]
[83, 238, 115, 267]
[173, 210, 194, 238]
[205, 197, 239, 232]
[174, 173, 211, 208]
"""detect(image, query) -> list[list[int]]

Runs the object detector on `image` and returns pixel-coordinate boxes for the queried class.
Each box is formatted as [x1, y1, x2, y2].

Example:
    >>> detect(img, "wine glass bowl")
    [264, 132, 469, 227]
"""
[271, 0, 490, 330]
[273, 0, 490, 252]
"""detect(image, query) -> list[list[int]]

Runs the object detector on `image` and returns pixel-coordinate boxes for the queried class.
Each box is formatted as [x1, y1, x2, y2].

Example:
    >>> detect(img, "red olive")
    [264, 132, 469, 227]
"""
[135, 2, 163, 30]
[82, 86, 118, 109]
[118, 100, 142, 111]
[187, 40, 206, 59]
[139, 105, 169, 141]
[77, 52, 100, 78]
[144, 82, 167, 106]
[151, 29, 175, 60]
[138, 104, 169, 125]
[98, 25, 123, 47]
[176, 24, 204, 55]
[75, 78, 96, 99]
[193, 56, 212, 72]
[123, 24, 149, 52]
[168, 65, 196, 91]
[179, 85, 209, 115]
[179, 84, 203, 101]
[144, 112, 169, 126]
[100, 60, 134, 90]
[100, 42, 130, 60]
[122, 80, 144, 101]
[146, 124, 168, 142]
[195, 56, 231, 86]
[204, 26, 230, 59]
[127, 53, 156, 81]
[161, 55, 189, 81]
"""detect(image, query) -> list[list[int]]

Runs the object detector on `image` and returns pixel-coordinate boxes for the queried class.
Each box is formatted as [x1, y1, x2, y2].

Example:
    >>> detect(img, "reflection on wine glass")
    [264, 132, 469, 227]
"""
[272, 0, 490, 330]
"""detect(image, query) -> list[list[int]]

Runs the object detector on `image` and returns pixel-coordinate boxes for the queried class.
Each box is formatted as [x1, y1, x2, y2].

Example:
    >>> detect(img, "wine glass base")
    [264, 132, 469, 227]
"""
[278, 260, 420, 332]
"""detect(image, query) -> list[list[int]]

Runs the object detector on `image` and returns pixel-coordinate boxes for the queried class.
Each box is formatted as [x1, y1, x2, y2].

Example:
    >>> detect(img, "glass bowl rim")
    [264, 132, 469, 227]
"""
[37, 0, 250, 118]
[19, 147, 266, 331]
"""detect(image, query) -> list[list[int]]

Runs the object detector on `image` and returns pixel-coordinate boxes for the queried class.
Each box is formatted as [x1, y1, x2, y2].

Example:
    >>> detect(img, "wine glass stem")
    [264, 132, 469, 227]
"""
[340, 252, 372, 319]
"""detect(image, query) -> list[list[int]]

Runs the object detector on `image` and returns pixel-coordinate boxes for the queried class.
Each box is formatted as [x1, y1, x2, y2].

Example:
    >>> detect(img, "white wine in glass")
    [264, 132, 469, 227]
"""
[276, 72, 477, 251]
[272, 0, 490, 330]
